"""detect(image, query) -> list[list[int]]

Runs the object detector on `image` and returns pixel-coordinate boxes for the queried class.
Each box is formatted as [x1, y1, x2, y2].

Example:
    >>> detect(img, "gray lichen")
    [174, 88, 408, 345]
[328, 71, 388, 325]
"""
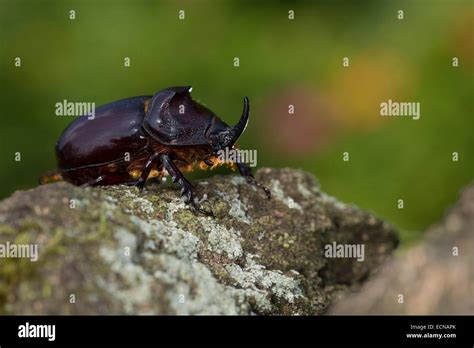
[0, 168, 398, 315]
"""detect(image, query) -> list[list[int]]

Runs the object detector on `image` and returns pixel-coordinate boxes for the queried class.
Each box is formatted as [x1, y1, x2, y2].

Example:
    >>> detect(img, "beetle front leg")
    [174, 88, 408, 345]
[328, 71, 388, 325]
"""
[237, 163, 271, 199]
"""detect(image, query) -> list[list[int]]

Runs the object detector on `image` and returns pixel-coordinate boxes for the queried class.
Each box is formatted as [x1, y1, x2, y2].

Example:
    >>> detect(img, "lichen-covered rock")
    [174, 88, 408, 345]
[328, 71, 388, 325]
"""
[0, 168, 398, 315]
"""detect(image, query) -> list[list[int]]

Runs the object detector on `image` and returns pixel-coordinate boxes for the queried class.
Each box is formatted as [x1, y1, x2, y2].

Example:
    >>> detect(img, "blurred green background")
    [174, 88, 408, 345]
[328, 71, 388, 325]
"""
[0, 0, 472, 245]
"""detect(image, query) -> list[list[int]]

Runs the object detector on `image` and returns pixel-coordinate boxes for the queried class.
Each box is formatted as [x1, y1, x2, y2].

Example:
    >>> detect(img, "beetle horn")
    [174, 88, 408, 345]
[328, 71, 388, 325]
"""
[227, 96, 249, 147]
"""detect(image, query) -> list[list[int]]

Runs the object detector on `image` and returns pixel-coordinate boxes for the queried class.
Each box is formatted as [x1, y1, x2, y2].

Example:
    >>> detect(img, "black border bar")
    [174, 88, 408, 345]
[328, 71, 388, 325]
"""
[0, 315, 472, 346]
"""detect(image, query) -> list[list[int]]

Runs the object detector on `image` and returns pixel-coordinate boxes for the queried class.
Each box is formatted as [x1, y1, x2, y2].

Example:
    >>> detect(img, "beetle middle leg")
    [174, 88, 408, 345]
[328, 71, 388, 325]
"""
[160, 154, 195, 202]
[127, 152, 162, 190]
[237, 162, 271, 199]
[160, 153, 212, 215]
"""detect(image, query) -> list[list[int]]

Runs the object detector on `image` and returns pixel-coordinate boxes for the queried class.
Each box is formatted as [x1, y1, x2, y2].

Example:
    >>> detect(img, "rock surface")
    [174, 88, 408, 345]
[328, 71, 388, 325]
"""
[330, 183, 474, 315]
[0, 168, 398, 315]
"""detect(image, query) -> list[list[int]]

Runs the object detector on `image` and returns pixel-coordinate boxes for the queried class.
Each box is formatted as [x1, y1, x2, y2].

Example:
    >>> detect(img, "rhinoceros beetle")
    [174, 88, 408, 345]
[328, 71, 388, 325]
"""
[41, 86, 271, 212]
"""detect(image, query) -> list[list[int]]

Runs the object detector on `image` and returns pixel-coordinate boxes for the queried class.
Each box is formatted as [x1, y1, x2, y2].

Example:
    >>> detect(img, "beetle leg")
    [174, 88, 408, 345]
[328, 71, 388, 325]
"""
[161, 154, 213, 216]
[81, 175, 106, 187]
[161, 154, 194, 202]
[82, 174, 137, 187]
[134, 152, 161, 190]
[237, 163, 271, 199]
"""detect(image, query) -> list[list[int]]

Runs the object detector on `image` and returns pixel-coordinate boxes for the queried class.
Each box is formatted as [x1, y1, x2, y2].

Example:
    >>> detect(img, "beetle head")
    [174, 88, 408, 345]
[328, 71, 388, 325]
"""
[208, 96, 249, 153]
[143, 87, 250, 151]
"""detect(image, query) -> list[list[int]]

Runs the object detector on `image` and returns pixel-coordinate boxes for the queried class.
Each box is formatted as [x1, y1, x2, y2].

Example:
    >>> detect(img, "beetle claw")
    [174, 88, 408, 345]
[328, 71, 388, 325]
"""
[123, 179, 145, 190]
[262, 185, 272, 200]
[180, 185, 214, 217]
[248, 177, 272, 200]
[185, 189, 193, 203]
[188, 200, 214, 217]
[136, 180, 146, 191]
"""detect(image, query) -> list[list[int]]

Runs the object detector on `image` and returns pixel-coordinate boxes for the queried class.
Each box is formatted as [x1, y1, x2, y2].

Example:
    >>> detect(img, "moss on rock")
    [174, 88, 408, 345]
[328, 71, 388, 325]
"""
[0, 168, 398, 314]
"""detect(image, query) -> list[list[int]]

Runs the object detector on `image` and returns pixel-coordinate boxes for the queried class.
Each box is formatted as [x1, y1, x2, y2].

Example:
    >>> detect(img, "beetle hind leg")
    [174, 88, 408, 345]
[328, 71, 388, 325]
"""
[237, 163, 271, 199]
[81, 173, 135, 187]
[80, 175, 106, 187]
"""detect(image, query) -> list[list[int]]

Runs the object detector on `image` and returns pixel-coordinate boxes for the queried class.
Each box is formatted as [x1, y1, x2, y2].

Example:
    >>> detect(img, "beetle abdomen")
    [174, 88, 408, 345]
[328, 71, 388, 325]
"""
[56, 96, 151, 170]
